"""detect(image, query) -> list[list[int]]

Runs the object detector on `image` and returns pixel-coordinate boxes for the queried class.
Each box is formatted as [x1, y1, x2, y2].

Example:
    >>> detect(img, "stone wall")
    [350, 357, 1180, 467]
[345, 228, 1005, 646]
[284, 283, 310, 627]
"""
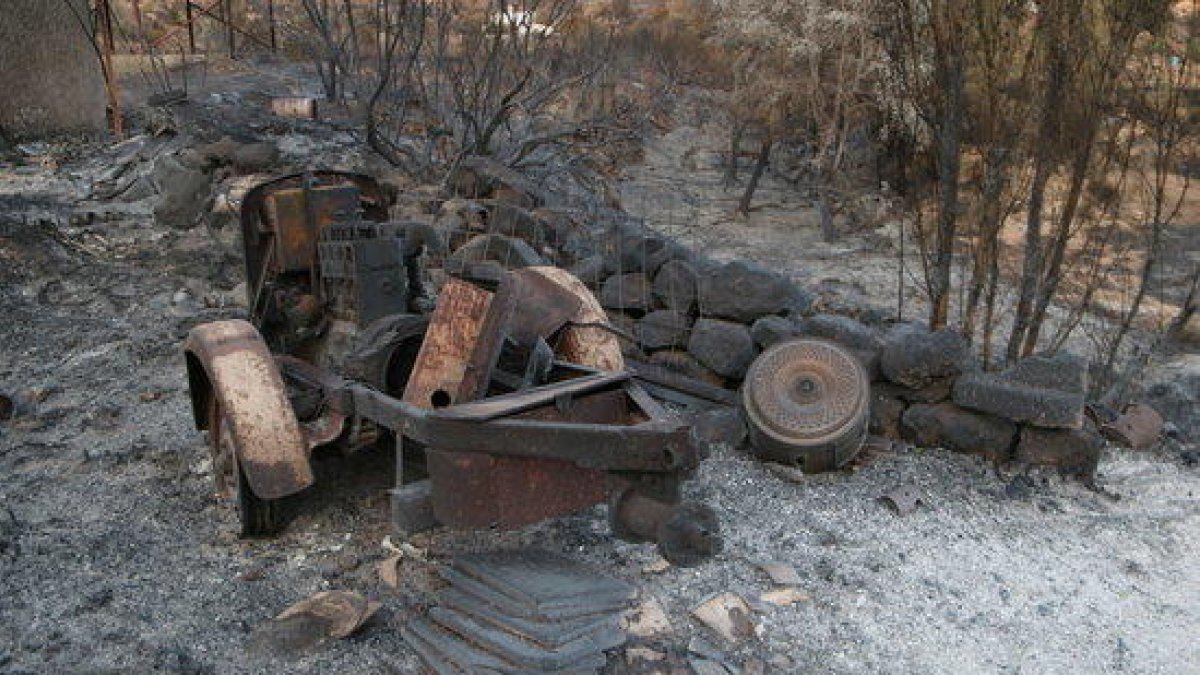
[0, 0, 107, 140]
[432, 156, 1107, 481]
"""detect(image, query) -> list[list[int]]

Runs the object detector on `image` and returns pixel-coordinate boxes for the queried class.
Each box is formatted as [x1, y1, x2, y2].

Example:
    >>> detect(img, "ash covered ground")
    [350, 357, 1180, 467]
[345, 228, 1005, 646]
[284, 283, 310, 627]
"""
[2, 63, 1200, 675]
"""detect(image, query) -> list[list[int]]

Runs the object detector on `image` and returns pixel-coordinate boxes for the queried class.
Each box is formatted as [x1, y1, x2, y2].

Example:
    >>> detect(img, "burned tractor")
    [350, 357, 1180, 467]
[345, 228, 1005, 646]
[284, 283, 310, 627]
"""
[183, 172, 722, 565]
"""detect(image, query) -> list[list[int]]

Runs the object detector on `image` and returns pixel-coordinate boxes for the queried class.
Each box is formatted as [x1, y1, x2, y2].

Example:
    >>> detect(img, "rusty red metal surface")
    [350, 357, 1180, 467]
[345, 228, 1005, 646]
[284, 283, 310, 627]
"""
[1101, 403, 1165, 450]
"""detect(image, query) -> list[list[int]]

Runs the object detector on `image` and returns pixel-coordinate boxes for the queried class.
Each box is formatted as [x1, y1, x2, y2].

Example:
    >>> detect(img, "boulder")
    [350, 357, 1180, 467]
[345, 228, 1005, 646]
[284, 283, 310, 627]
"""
[448, 156, 546, 206]
[534, 208, 594, 263]
[635, 310, 692, 351]
[1141, 354, 1200, 443]
[231, 141, 280, 173]
[868, 384, 908, 439]
[687, 319, 757, 380]
[152, 154, 212, 229]
[798, 314, 884, 378]
[750, 316, 800, 350]
[953, 352, 1087, 429]
[646, 350, 725, 387]
[445, 234, 545, 270]
[482, 201, 553, 247]
[190, 136, 239, 168]
[569, 255, 608, 288]
[600, 273, 654, 312]
[1015, 425, 1104, 483]
[901, 403, 1017, 463]
[652, 259, 698, 313]
[893, 378, 954, 404]
[880, 325, 975, 389]
[697, 260, 804, 323]
[602, 229, 679, 275]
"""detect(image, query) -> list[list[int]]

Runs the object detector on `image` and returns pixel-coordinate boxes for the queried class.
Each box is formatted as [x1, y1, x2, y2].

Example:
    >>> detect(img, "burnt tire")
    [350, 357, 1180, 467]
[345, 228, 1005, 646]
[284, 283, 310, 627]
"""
[207, 398, 285, 537]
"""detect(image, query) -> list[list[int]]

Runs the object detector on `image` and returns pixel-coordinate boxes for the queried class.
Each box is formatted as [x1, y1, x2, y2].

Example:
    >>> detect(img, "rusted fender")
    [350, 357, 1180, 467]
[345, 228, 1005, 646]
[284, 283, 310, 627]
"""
[183, 319, 314, 500]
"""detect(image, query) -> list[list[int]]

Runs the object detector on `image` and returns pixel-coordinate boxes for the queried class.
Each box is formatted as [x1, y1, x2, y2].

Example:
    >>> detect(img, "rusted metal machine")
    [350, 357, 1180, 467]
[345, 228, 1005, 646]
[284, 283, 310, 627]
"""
[741, 338, 870, 472]
[183, 171, 721, 565]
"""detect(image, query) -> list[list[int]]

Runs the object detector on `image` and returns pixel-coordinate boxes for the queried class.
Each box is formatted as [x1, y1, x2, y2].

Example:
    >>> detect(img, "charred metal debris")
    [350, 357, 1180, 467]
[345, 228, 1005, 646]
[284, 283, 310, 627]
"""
[183, 171, 743, 566]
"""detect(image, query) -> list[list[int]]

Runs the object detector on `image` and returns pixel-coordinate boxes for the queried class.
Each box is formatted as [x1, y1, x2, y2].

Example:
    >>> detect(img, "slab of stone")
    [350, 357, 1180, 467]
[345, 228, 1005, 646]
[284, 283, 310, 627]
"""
[599, 272, 654, 312]
[446, 233, 546, 269]
[750, 315, 800, 349]
[1015, 425, 1103, 482]
[604, 231, 678, 275]
[798, 314, 883, 352]
[635, 310, 692, 350]
[869, 384, 908, 439]
[688, 319, 757, 380]
[901, 403, 1017, 463]
[894, 378, 954, 404]
[953, 352, 1087, 429]
[880, 325, 975, 389]
[756, 562, 802, 587]
[448, 155, 547, 206]
[697, 260, 803, 323]
[799, 313, 884, 378]
[690, 593, 757, 644]
[482, 201, 553, 247]
[652, 259, 698, 313]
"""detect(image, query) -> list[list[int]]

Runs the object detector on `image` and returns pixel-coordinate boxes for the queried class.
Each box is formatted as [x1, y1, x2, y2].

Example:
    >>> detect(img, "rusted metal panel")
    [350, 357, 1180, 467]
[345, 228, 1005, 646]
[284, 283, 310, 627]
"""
[506, 268, 584, 347]
[351, 383, 693, 472]
[183, 319, 313, 499]
[1101, 403, 1164, 450]
[428, 372, 629, 422]
[238, 172, 390, 306]
[401, 278, 498, 409]
[522, 267, 624, 372]
[263, 185, 360, 273]
[428, 451, 608, 528]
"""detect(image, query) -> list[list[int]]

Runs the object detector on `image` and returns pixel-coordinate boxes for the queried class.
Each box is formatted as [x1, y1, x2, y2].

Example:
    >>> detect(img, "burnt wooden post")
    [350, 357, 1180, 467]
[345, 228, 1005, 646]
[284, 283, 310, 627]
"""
[185, 0, 197, 53]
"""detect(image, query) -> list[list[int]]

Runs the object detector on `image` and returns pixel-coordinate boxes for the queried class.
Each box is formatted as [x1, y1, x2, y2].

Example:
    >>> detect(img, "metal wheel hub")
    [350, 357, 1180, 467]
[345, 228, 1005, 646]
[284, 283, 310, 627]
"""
[742, 338, 869, 472]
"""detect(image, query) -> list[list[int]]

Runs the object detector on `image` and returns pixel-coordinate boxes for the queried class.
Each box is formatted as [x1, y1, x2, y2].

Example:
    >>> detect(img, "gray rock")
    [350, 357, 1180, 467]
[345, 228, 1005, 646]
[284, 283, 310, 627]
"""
[688, 319, 757, 380]
[901, 403, 1017, 464]
[798, 313, 883, 351]
[483, 201, 552, 247]
[448, 155, 546, 206]
[446, 233, 545, 269]
[869, 384, 908, 439]
[1142, 354, 1200, 442]
[152, 154, 211, 229]
[635, 310, 692, 350]
[953, 352, 1087, 429]
[602, 228, 679, 275]
[231, 142, 280, 173]
[653, 259, 698, 313]
[880, 325, 975, 389]
[750, 315, 799, 349]
[1015, 425, 1103, 483]
[600, 273, 654, 312]
[894, 378, 954, 404]
[697, 260, 802, 323]
[569, 255, 608, 287]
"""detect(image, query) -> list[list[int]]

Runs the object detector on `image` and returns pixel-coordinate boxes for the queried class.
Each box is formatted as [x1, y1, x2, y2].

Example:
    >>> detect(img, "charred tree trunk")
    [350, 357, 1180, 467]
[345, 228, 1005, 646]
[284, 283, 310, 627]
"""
[1170, 265, 1199, 339]
[738, 136, 773, 215]
[724, 121, 746, 187]
[927, 54, 965, 330]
